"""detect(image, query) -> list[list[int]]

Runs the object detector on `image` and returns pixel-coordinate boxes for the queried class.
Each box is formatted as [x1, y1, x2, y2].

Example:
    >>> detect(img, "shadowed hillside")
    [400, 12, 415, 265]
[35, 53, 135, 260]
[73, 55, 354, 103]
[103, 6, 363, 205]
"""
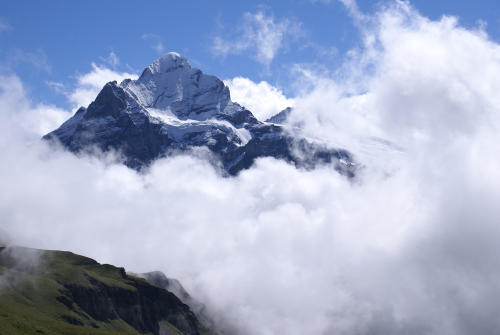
[0, 246, 219, 335]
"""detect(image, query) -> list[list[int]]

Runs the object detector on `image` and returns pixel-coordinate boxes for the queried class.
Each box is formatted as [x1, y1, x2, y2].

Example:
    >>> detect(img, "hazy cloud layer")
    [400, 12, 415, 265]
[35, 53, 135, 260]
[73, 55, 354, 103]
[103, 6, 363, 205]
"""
[2, 2, 500, 335]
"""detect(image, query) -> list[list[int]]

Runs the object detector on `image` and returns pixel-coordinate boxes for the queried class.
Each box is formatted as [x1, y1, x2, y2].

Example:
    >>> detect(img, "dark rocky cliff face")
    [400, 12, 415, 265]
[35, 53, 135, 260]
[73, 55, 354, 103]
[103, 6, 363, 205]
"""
[43, 53, 356, 177]
[139, 271, 218, 333]
[61, 271, 206, 335]
[0, 246, 219, 335]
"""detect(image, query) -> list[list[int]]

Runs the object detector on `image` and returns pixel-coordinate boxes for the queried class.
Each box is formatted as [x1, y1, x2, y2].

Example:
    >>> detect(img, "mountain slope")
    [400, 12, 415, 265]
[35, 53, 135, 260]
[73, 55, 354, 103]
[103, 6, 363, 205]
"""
[43, 52, 355, 176]
[265, 107, 292, 124]
[0, 246, 218, 335]
[138, 272, 217, 333]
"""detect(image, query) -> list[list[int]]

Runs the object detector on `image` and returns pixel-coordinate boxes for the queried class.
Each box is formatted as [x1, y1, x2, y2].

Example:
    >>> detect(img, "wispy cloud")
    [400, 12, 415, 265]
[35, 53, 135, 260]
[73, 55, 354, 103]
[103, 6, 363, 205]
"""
[141, 33, 165, 54]
[337, 0, 367, 22]
[311, 0, 367, 22]
[45, 80, 65, 94]
[212, 11, 303, 67]
[8, 49, 51, 73]
[0, 18, 11, 32]
[99, 51, 120, 68]
[45, 53, 137, 109]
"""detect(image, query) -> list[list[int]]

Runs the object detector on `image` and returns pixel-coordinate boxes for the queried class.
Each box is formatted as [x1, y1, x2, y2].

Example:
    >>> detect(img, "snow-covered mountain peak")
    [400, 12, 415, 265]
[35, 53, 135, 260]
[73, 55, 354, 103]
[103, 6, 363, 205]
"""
[119, 52, 233, 121]
[44, 53, 355, 176]
[146, 52, 191, 75]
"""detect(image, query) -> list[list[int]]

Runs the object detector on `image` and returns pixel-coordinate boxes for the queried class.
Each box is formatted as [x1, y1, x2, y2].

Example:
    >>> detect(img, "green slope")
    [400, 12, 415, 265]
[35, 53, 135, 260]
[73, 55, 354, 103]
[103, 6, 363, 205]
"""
[0, 246, 215, 335]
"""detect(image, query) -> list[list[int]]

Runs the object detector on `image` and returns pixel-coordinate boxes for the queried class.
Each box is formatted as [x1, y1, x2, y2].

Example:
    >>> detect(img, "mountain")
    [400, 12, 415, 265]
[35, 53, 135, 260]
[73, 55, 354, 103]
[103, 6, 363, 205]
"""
[265, 107, 292, 124]
[0, 245, 219, 335]
[138, 272, 217, 332]
[43, 52, 355, 177]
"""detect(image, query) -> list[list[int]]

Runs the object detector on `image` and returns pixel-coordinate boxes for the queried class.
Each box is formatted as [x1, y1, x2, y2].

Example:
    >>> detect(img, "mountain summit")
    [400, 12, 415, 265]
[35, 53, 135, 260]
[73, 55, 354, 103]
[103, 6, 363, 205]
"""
[44, 52, 355, 176]
[122, 52, 240, 122]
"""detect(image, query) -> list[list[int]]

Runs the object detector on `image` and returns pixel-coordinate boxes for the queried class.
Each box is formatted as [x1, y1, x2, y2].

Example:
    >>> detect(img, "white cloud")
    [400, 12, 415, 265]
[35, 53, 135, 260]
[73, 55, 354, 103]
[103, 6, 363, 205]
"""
[69, 63, 137, 108]
[3, 2, 500, 335]
[291, 1, 500, 154]
[224, 77, 294, 121]
[212, 11, 302, 67]
[0, 75, 70, 138]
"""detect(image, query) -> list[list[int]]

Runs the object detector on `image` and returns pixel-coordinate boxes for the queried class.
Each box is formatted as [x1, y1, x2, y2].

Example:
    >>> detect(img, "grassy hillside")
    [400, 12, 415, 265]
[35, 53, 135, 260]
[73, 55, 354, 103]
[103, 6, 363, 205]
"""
[0, 246, 215, 335]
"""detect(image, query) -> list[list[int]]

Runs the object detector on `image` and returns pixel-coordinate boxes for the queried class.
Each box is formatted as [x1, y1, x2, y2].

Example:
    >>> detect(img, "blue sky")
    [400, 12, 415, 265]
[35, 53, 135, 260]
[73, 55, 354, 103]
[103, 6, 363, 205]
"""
[1, 0, 499, 110]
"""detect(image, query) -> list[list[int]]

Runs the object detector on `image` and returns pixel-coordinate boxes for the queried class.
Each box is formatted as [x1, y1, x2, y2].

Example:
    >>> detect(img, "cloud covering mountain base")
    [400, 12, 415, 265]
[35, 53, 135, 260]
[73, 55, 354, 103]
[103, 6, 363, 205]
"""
[1, 2, 500, 334]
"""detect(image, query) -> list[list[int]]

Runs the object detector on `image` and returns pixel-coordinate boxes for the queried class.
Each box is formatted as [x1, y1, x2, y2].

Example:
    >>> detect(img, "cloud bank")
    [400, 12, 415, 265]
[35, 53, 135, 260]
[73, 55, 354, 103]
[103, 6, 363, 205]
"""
[0, 75, 69, 137]
[2, 2, 500, 335]
[224, 77, 294, 121]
